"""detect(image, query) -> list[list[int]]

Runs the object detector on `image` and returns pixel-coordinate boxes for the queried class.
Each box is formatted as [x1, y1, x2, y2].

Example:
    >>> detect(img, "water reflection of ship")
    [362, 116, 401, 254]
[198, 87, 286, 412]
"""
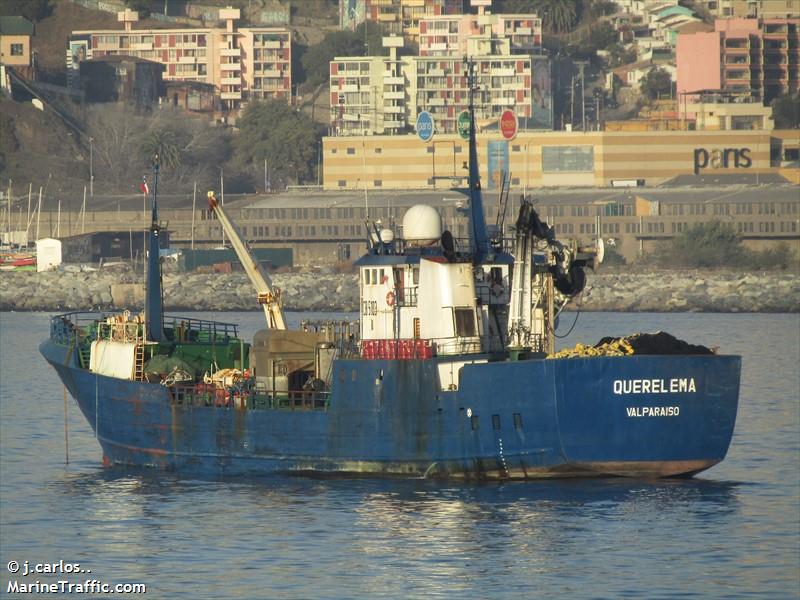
[59, 470, 741, 519]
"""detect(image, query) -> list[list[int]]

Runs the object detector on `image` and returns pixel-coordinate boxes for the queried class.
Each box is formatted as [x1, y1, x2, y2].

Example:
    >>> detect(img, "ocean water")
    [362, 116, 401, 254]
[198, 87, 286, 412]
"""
[1, 311, 798, 599]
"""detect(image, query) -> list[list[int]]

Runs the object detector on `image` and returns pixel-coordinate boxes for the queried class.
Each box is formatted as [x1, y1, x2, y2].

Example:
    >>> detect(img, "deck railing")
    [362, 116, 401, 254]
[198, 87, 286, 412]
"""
[170, 383, 330, 411]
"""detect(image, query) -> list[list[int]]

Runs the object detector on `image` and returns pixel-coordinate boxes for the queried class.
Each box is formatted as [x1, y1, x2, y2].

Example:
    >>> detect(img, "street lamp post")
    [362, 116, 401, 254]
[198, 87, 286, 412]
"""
[89, 137, 94, 198]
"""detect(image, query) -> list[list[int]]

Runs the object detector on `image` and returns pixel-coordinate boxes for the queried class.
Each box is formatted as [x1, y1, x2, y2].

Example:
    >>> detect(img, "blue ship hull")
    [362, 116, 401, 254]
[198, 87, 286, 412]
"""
[40, 339, 740, 479]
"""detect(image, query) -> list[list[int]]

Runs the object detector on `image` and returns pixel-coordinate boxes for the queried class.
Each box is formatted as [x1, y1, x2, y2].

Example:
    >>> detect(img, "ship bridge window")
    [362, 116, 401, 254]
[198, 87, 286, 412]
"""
[454, 308, 477, 337]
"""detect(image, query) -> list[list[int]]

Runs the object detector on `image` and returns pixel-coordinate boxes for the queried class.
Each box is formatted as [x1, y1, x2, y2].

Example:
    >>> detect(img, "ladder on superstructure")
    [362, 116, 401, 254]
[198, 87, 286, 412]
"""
[134, 343, 145, 381]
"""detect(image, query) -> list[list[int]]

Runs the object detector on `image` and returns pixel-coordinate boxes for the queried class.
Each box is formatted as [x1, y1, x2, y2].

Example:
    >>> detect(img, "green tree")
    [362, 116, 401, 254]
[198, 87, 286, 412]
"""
[771, 94, 799, 129]
[0, 0, 51, 21]
[123, 0, 150, 18]
[495, 0, 579, 32]
[640, 67, 673, 100]
[301, 30, 366, 86]
[533, 0, 578, 33]
[355, 21, 389, 56]
[661, 221, 746, 268]
[234, 100, 323, 185]
[607, 42, 636, 68]
[140, 129, 181, 171]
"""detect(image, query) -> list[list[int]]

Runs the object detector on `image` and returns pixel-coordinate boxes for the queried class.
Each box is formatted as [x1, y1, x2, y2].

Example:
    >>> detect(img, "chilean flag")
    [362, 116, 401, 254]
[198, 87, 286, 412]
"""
[139, 178, 149, 195]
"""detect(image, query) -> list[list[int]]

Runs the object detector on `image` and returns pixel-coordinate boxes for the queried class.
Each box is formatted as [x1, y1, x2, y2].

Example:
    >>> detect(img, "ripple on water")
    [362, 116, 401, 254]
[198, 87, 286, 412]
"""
[1, 312, 798, 599]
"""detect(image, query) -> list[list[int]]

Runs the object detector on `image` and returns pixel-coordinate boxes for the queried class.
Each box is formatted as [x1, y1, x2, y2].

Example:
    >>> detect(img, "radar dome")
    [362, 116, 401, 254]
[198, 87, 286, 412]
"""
[403, 205, 442, 245]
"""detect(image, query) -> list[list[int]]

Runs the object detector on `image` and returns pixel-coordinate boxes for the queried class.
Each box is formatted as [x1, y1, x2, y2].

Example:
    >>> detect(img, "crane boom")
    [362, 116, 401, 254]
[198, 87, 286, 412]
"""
[207, 191, 286, 330]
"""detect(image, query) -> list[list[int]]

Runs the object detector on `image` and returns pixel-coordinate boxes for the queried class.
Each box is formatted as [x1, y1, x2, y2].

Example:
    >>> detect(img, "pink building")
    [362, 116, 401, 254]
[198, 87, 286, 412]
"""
[68, 8, 292, 111]
[677, 17, 799, 102]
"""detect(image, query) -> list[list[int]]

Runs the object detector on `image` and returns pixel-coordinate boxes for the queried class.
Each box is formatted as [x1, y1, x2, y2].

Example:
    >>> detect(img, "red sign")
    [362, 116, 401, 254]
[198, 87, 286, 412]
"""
[500, 109, 518, 140]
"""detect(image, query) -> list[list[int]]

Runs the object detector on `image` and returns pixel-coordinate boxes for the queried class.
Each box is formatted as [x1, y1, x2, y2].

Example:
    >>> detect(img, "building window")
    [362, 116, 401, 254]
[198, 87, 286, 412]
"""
[374, 180, 382, 187]
[338, 180, 346, 187]
[10, 44, 24, 56]
[542, 146, 594, 172]
[347, 147, 355, 155]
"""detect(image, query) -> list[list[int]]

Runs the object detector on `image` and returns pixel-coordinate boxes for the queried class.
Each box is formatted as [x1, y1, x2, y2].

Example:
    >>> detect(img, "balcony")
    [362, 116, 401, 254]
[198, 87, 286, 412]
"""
[131, 42, 153, 51]
[220, 62, 241, 71]
[384, 105, 404, 113]
[491, 96, 515, 105]
[262, 68, 282, 77]
[220, 91, 242, 100]
[383, 76, 404, 85]
[220, 76, 241, 85]
[492, 68, 516, 77]
[264, 40, 283, 49]
[220, 47, 241, 57]
[178, 55, 197, 64]
[384, 91, 404, 100]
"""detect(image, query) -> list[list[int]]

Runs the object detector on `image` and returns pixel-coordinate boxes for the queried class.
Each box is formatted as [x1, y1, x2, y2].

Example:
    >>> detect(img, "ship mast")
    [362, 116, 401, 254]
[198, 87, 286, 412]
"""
[144, 159, 164, 342]
[464, 57, 490, 264]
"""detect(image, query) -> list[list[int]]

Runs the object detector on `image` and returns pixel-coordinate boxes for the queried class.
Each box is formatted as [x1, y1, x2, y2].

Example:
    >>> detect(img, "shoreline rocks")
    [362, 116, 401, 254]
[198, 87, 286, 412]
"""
[0, 268, 798, 313]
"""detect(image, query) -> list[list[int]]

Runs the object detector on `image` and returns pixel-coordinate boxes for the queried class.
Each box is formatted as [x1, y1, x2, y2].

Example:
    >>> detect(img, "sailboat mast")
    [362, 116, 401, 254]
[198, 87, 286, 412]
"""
[145, 160, 164, 342]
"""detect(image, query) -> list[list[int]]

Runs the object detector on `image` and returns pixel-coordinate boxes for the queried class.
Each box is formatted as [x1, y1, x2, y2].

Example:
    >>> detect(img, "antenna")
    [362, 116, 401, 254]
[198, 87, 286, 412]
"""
[464, 57, 490, 264]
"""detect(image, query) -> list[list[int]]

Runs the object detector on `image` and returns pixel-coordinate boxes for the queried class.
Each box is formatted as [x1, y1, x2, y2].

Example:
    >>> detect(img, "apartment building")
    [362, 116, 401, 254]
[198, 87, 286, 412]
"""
[67, 8, 291, 110]
[418, 13, 542, 56]
[330, 36, 408, 136]
[676, 17, 799, 103]
[411, 51, 540, 134]
[330, 4, 549, 136]
[340, 0, 464, 40]
[698, 0, 799, 19]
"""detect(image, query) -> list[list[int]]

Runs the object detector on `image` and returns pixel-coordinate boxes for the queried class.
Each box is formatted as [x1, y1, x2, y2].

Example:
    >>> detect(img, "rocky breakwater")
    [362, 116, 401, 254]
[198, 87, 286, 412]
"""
[0, 267, 797, 313]
[161, 271, 359, 312]
[0, 267, 361, 313]
[581, 270, 799, 313]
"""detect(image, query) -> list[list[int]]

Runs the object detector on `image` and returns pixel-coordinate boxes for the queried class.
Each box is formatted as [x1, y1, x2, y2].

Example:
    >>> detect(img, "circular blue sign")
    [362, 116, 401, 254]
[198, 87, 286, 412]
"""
[416, 111, 434, 142]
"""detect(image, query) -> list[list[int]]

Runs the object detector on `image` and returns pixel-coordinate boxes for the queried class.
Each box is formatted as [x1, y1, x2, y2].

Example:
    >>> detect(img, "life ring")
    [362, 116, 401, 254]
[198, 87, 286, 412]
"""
[491, 283, 504, 298]
[386, 291, 395, 306]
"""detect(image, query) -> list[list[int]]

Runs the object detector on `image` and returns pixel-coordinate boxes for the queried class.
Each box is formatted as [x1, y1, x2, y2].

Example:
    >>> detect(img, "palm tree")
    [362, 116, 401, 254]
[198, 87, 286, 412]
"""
[533, 0, 578, 33]
[139, 129, 181, 171]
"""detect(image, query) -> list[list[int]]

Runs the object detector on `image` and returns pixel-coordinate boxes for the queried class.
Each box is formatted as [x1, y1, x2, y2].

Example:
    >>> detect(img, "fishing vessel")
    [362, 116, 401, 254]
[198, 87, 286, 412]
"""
[40, 62, 740, 479]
